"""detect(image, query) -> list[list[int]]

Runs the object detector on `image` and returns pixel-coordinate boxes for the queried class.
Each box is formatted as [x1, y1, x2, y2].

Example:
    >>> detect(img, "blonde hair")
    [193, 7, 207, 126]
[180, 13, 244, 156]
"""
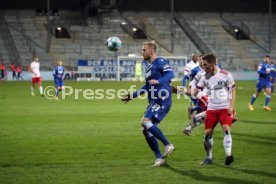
[143, 41, 157, 52]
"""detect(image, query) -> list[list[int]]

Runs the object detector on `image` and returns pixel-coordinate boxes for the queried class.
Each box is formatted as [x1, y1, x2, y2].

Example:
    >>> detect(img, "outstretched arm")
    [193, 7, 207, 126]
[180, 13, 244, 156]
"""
[121, 84, 148, 103]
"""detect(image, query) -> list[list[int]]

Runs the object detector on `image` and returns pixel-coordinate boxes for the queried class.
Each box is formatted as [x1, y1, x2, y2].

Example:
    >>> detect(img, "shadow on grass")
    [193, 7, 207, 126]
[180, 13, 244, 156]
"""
[232, 132, 276, 144]
[214, 164, 276, 179]
[237, 119, 276, 126]
[164, 164, 259, 184]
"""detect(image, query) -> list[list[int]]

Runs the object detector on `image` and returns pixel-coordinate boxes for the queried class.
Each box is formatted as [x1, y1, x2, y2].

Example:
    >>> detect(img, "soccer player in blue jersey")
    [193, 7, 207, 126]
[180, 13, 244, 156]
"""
[249, 55, 272, 111]
[121, 41, 175, 167]
[53, 60, 65, 100]
[270, 58, 275, 95]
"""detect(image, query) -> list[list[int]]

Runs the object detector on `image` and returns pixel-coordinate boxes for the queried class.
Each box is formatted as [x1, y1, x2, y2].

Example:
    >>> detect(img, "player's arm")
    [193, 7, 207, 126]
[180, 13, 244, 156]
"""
[53, 68, 57, 77]
[229, 88, 236, 114]
[148, 63, 174, 85]
[227, 73, 236, 115]
[121, 84, 148, 103]
[257, 64, 267, 74]
[29, 64, 37, 76]
[182, 65, 191, 87]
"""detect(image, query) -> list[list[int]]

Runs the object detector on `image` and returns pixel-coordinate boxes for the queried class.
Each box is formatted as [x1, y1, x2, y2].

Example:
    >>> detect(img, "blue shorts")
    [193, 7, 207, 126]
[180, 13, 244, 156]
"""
[54, 79, 64, 87]
[144, 102, 171, 124]
[256, 81, 271, 92]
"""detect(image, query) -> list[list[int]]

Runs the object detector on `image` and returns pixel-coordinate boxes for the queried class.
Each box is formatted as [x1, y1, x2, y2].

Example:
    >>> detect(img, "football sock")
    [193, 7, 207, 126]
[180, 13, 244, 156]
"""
[191, 106, 201, 113]
[191, 98, 199, 106]
[271, 85, 274, 94]
[143, 129, 162, 159]
[39, 86, 43, 95]
[185, 124, 192, 131]
[55, 89, 59, 96]
[250, 94, 256, 105]
[223, 131, 232, 156]
[31, 86, 34, 93]
[265, 95, 271, 106]
[204, 134, 213, 159]
[148, 125, 170, 146]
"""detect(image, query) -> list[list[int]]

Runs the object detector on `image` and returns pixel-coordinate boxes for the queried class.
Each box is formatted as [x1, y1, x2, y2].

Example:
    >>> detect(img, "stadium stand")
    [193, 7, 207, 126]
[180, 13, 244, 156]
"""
[0, 9, 275, 73]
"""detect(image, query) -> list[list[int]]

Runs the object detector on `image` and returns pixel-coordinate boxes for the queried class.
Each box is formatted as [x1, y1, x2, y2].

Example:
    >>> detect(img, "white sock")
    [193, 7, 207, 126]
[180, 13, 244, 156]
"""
[223, 131, 232, 156]
[31, 86, 34, 93]
[39, 86, 43, 95]
[185, 124, 192, 131]
[204, 134, 213, 159]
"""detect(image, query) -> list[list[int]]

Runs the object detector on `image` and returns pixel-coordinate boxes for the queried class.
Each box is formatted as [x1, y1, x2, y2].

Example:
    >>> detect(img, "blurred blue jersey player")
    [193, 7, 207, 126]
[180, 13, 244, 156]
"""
[249, 55, 272, 111]
[121, 41, 175, 167]
[270, 59, 275, 95]
[53, 60, 65, 100]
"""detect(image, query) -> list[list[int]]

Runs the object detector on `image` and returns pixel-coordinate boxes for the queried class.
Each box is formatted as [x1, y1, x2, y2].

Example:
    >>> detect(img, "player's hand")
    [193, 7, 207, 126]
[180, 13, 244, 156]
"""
[228, 109, 237, 122]
[121, 94, 132, 104]
[149, 79, 159, 85]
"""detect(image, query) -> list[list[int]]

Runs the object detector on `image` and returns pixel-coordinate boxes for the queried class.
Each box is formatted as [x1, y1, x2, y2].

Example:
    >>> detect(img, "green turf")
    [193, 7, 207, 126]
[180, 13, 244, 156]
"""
[0, 81, 276, 184]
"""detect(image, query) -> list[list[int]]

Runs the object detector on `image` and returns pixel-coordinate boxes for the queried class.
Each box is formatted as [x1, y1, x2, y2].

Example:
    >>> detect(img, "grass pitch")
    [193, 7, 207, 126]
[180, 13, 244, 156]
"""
[0, 80, 276, 184]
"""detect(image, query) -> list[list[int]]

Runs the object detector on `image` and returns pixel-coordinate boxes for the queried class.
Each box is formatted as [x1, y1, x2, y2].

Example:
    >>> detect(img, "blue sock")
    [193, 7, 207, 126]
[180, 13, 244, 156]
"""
[192, 106, 201, 113]
[265, 95, 271, 106]
[272, 85, 274, 94]
[191, 98, 199, 106]
[143, 129, 162, 159]
[55, 89, 59, 96]
[250, 94, 256, 105]
[148, 125, 170, 146]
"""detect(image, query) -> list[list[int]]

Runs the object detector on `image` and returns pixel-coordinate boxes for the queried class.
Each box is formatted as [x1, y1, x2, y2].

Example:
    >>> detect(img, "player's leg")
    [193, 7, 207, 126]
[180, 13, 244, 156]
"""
[249, 86, 261, 111]
[220, 109, 234, 166]
[142, 104, 175, 159]
[38, 77, 43, 96]
[141, 117, 173, 153]
[54, 79, 59, 99]
[183, 111, 205, 136]
[264, 85, 272, 111]
[201, 129, 213, 165]
[201, 110, 217, 165]
[31, 78, 35, 96]
[142, 128, 165, 167]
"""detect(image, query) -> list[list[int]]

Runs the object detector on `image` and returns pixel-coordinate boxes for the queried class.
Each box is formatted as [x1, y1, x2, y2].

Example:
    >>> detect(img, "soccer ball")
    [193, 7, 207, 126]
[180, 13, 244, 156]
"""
[106, 36, 122, 51]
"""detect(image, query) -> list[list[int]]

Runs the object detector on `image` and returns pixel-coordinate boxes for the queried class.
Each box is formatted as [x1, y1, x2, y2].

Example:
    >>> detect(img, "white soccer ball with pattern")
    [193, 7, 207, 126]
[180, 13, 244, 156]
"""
[106, 36, 122, 51]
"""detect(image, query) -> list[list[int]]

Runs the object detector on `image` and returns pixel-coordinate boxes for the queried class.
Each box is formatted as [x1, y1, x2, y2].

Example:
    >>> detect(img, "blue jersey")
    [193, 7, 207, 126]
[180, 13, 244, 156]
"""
[189, 66, 202, 81]
[133, 57, 174, 123]
[53, 66, 64, 87]
[133, 58, 174, 103]
[53, 66, 64, 79]
[256, 62, 271, 91]
[257, 62, 271, 82]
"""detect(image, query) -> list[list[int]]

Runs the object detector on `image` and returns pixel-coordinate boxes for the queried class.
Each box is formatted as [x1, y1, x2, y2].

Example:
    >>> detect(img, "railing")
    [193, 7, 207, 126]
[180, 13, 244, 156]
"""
[0, 11, 21, 64]
[174, 13, 212, 54]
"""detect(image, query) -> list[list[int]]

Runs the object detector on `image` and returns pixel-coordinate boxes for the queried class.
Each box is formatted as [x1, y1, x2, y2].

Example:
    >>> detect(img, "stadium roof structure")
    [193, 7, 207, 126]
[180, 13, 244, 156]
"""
[0, 0, 275, 12]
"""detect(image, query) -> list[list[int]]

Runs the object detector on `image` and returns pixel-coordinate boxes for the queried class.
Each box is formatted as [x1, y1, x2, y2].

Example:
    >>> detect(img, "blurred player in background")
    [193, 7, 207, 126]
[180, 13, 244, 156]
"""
[135, 61, 143, 82]
[11, 62, 17, 80]
[53, 60, 65, 100]
[30, 57, 43, 96]
[17, 64, 24, 80]
[248, 55, 272, 111]
[121, 41, 175, 167]
[270, 58, 275, 95]
[0, 61, 5, 79]
[196, 54, 236, 166]
[182, 54, 199, 88]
